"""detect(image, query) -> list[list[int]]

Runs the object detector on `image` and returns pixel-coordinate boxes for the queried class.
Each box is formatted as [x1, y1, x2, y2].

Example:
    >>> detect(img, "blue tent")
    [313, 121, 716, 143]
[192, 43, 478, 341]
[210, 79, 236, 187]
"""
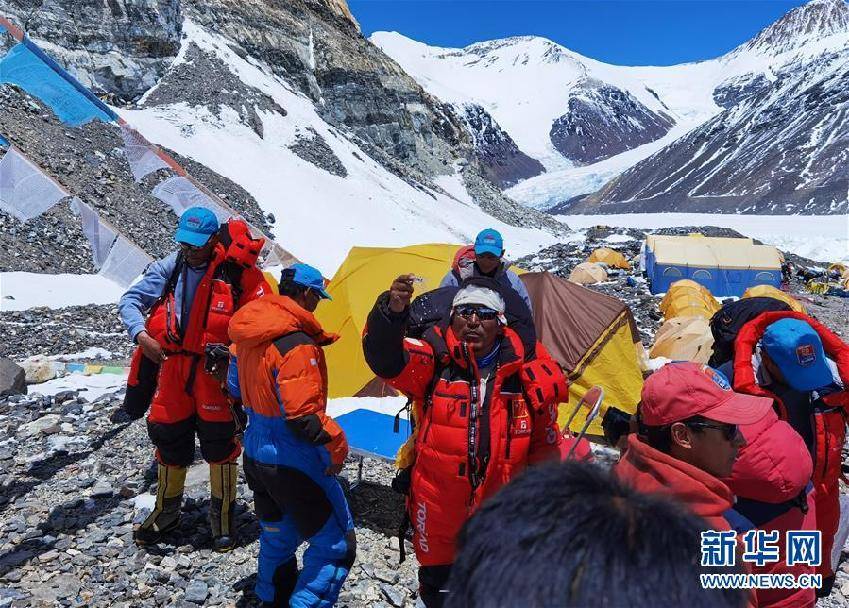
[645, 234, 782, 297]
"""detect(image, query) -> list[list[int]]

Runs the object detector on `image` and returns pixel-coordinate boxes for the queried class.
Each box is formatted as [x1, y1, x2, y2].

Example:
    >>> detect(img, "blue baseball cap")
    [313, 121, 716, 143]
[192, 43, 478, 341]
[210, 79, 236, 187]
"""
[175, 207, 219, 247]
[287, 263, 332, 300]
[762, 318, 833, 391]
[474, 228, 504, 257]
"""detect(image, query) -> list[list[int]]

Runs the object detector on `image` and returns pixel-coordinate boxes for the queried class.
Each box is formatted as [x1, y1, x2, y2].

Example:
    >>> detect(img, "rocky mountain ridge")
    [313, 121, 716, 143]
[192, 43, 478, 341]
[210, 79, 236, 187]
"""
[375, 0, 849, 215]
[0, 0, 564, 277]
[569, 0, 849, 215]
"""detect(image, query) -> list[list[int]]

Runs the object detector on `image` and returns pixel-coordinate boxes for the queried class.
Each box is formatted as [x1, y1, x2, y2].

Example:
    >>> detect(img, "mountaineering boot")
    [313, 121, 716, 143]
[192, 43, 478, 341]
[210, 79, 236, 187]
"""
[209, 461, 239, 552]
[134, 463, 187, 545]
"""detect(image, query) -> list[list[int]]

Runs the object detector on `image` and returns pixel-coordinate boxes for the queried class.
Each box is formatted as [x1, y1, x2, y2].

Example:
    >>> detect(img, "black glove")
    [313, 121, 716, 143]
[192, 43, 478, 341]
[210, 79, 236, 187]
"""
[287, 414, 331, 445]
[391, 467, 412, 495]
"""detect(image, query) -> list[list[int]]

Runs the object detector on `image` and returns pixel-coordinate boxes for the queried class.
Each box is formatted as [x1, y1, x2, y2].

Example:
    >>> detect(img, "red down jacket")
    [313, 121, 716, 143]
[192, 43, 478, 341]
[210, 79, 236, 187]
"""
[723, 408, 816, 608]
[616, 434, 736, 532]
[732, 311, 849, 582]
[363, 293, 564, 566]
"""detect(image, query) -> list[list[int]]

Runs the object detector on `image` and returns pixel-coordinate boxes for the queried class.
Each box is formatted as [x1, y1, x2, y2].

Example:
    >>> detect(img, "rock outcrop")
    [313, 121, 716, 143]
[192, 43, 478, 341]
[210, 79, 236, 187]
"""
[458, 103, 544, 188]
[549, 81, 674, 165]
[0, 0, 181, 102]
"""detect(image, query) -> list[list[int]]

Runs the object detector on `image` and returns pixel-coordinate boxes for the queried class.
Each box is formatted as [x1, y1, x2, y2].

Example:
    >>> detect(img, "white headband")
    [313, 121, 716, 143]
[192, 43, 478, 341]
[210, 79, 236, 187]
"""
[452, 285, 507, 323]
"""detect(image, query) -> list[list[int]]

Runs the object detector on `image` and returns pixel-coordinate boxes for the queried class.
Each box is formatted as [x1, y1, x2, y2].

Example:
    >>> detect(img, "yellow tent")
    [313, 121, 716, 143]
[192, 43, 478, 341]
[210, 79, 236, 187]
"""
[828, 262, 848, 275]
[316, 244, 464, 398]
[742, 284, 806, 313]
[659, 279, 721, 320]
[650, 316, 714, 364]
[568, 262, 608, 285]
[587, 247, 631, 270]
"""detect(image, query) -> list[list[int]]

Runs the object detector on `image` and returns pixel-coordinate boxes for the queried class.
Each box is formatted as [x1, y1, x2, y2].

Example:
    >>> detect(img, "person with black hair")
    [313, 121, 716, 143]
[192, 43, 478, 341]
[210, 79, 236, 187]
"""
[227, 263, 355, 607]
[439, 229, 533, 317]
[447, 461, 747, 608]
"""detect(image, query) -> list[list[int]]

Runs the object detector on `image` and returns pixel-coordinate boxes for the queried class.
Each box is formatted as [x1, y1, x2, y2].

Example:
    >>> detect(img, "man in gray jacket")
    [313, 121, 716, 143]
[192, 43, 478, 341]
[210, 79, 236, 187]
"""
[439, 228, 532, 316]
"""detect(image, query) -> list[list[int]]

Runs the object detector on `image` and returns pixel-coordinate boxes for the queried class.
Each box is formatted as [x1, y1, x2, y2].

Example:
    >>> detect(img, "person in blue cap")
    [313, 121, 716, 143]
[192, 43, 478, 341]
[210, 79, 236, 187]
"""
[227, 263, 354, 607]
[118, 206, 270, 550]
[718, 312, 849, 596]
[439, 228, 533, 316]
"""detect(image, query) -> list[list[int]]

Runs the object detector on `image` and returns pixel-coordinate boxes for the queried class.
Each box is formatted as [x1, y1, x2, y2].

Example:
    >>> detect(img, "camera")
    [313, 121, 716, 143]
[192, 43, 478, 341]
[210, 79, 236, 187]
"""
[601, 406, 633, 448]
[204, 343, 230, 375]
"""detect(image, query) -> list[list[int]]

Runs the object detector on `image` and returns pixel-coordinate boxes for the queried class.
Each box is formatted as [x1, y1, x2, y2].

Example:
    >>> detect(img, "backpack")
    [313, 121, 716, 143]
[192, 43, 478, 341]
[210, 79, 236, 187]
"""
[708, 297, 793, 368]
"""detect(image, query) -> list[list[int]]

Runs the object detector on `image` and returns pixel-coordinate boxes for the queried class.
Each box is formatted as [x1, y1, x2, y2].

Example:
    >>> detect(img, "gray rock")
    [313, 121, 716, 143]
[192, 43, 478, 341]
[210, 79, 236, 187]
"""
[288, 128, 348, 177]
[550, 83, 673, 165]
[1, 0, 182, 103]
[90, 482, 113, 498]
[375, 568, 399, 584]
[184, 580, 209, 604]
[457, 103, 544, 188]
[381, 583, 406, 607]
[18, 414, 61, 437]
[28, 573, 81, 602]
[0, 357, 26, 396]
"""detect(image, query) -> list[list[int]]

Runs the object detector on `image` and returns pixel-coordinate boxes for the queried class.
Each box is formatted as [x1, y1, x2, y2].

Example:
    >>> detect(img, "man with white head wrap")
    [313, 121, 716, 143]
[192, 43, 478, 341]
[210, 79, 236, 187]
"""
[363, 274, 568, 607]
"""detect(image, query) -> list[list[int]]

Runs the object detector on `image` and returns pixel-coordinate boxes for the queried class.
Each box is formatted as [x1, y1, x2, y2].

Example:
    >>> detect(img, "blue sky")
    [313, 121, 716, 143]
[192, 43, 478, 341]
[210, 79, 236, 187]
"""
[348, 0, 806, 65]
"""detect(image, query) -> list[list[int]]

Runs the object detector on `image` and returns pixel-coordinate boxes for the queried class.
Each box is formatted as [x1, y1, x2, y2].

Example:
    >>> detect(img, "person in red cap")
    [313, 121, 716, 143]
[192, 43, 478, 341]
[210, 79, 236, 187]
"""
[616, 362, 771, 532]
[611, 361, 818, 607]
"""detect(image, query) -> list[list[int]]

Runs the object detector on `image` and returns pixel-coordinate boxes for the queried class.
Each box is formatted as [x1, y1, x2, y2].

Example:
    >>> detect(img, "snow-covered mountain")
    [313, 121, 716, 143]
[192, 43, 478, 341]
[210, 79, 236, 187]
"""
[122, 21, 561, 272]
[371, 32, 703, 176]
[373, 0, 849, 215]
[0, 0, 563, 279]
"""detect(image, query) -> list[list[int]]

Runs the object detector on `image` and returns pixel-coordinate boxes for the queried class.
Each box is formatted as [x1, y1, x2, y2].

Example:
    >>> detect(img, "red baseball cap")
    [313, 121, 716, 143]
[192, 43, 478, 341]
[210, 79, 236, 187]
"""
[640, 362, 772, 427]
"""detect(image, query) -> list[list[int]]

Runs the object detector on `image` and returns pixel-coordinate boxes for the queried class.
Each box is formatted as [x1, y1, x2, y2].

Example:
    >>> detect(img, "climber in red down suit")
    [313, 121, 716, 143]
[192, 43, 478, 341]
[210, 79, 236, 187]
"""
[363, 275, 566, 607]
[118, 207, 270, 551]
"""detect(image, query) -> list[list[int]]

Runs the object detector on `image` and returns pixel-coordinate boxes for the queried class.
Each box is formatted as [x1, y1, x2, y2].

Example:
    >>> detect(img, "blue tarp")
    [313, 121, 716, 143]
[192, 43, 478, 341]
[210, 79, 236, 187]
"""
[0, 41, 116, 126]
[0, 134, 7, 147]
[335, 409, 409, 461]
[645, 247, 782, 297]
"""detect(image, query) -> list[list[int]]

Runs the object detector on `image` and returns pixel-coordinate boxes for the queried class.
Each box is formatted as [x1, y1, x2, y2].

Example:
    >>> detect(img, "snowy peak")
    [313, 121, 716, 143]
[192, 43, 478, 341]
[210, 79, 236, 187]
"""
[459, 35, 583, 68]
[739, 0, 849, 56]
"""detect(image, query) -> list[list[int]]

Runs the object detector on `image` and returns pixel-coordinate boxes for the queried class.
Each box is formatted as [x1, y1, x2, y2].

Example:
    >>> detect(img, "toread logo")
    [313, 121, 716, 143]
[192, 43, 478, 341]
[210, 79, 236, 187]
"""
[796, 344, 816, 367]
[416, 501, 429, 553]
[702, 366, 731, 391]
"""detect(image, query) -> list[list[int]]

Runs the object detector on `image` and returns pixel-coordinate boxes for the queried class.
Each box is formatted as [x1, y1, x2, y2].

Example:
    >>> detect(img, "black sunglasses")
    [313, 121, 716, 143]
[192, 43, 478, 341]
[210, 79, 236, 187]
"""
[686, 421, 739, 441]
[454, 305, 499, 321]
[180, 242, 208, 252]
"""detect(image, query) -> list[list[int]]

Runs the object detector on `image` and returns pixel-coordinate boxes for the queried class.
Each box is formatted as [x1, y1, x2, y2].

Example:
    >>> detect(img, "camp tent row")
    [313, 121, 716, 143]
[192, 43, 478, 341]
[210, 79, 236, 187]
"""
[313, 244, 645, 460]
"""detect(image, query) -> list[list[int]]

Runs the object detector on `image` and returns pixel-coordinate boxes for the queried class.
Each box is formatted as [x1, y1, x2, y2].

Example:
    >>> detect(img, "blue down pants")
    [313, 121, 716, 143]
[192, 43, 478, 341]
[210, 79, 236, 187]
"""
[243, 419, 354, 607]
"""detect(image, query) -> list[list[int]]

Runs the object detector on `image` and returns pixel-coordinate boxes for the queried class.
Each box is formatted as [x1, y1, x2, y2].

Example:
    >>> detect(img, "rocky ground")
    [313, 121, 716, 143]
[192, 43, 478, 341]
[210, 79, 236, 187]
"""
[0, 384, 623, 608]
[0, 386, 420, 607]
[517, 224, 849, 340]
[0, 305, 131, 363]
